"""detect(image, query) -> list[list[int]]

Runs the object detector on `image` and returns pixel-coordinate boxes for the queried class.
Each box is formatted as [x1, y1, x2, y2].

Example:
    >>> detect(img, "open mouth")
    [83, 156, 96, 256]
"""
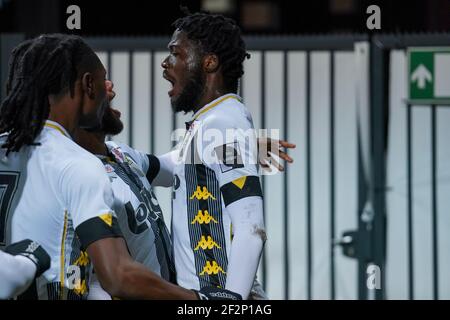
[163, 71, 175, 97]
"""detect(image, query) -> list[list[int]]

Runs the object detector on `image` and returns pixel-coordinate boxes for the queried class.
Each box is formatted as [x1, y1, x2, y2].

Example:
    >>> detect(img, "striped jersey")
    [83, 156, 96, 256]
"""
[172, 94, 263, 290]
[99, 141, 175, 282]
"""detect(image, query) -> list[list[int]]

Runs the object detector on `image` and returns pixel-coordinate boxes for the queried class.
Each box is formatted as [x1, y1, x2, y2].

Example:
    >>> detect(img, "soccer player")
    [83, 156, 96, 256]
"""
[0, 239, 50, 299]
[74, 82, 176, 299]
[0, 34, 239, 300]
[161, 11, 270, 299]
[76, 81, 294, 300]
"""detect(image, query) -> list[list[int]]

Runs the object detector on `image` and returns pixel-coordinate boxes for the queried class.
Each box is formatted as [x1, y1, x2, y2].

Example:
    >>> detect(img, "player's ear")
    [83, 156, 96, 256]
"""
[203, 53, 219, 73]
[81, 72, 95, 99]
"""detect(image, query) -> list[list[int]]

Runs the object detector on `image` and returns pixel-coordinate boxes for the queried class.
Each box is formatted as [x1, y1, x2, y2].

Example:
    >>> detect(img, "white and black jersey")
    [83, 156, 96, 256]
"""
[0, 121, 122, 300]
[100, 142, 175, 282]
[171, 94, 263, 291]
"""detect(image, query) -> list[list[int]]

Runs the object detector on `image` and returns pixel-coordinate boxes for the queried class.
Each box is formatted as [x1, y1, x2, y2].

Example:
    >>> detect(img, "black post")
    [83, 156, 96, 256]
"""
[369, 39, 388, 300]
[150, 51, 155, 154]
[306, 50, 312, 300]
[0, 34, 24, 102]
[129, 52, 133, 147]
[329, 50, 336, 300]
[283, 50, 290, 300]
[260, 50, 267, 291]
[431, 104, 438, 300]
[406, 103, 414, 300]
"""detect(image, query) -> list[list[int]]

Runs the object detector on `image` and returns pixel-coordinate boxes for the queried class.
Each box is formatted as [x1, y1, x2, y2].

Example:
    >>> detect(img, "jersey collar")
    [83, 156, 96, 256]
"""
[44, 120, 72, 140]
[191, 93, 242, 122]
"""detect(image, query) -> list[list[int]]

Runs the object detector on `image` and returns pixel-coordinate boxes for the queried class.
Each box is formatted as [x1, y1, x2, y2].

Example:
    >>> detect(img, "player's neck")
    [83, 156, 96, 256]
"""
[193, 75, 232, 113]
[47, 105, 77, 137]
[47, 93, 87, 137]
[194, 88, 231, 113]
[74, 129, 108, 156]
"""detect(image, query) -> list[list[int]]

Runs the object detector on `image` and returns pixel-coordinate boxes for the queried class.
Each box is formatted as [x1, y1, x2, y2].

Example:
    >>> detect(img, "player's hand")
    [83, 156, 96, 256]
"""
[192, 287, 242, 300]
[258, 137, 296, 172]
[5, 239, 51, 278]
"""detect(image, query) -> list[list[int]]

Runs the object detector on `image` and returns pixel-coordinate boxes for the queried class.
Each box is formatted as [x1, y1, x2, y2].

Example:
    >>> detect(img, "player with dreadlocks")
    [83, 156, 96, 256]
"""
[162, 10, 268, 299]
[0, 34, 241, 300]
[74, 81, 294, 300]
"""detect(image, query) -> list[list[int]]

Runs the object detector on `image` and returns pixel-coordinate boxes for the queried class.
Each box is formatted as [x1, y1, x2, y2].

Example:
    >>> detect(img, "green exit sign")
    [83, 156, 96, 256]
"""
[408, 47, 450, 104]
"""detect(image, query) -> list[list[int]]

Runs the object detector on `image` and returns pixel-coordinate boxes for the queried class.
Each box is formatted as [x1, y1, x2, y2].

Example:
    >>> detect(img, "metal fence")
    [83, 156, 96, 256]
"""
[1, 32, 450, 300]
[84, 35, 366, 300]
[380, 34, 450, 300]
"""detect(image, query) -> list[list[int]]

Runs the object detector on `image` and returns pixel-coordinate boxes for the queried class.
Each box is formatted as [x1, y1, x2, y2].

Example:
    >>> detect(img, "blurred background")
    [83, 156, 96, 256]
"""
[1, 0, 450, 300]
[1, 0, 450, 36]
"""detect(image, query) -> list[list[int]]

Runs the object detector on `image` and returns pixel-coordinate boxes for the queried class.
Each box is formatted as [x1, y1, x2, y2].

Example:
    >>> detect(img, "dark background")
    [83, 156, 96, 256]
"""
[0, 0, 449, 37]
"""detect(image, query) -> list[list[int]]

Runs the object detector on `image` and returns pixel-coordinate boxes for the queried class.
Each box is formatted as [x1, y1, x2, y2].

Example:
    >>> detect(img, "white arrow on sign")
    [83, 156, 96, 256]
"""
[411, 64, 432, 89]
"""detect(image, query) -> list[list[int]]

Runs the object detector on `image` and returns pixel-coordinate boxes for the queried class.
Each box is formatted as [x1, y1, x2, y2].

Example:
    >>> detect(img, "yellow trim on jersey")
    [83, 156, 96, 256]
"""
[192, 95, 240, 121]
[99, 212, 113, 227]
[60, 210, 68, 300]
[45, 122, 69, 138]
[230, 223, 233, 241]
[232, 176, 247, 189]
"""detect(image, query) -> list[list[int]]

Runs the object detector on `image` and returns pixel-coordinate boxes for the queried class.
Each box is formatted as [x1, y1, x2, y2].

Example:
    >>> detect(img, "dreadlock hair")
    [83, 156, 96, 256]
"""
[172, 8, 250, 93]
[0, 33, 102, 154]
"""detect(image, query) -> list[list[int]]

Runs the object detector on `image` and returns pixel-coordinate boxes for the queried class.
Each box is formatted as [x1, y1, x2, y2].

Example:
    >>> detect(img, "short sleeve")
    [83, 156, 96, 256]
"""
[116, 143, 150, 173]
[59, 158, 122, 249]
[195, 110, 262, 207]
[115, 143, 161, 184]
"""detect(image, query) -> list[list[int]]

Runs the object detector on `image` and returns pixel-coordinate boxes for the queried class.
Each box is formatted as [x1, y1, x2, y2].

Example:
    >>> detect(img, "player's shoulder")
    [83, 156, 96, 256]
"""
[105, 141, 148, 172]
[106, 141, 134, 157]
[203, 95, 253, 130]
[48, 136, 105, 178]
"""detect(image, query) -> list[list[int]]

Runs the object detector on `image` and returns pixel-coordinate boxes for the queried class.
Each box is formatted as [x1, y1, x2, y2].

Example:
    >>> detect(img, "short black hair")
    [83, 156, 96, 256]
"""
[0, 33, 102, 154]
[173, 9, 250, 93]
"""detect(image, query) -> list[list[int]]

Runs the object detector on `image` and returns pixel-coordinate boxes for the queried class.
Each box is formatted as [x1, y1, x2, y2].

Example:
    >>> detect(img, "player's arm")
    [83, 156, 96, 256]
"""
[0, 239, 50, 299]
[63, 159, 195, 299]
[86, 237, 196, 299]
[86, 237, 240, 299]
[114, 142, 177, 187]
[223, 194, 265, 300]
[203, 116, 266, 300]
[65, 159, 238, 300]
[151, 149, 179, 187]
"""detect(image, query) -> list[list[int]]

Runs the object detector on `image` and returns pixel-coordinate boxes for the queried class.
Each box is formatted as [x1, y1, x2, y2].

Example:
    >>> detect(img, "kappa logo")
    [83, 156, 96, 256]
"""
[190, 186, 216, 201]
[74, 251, 89, 267]
[199, 261, 226, 276]
[191, 210, 218, 225]
[194, 235, 221, 251]
[73, 279, 88, 296]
